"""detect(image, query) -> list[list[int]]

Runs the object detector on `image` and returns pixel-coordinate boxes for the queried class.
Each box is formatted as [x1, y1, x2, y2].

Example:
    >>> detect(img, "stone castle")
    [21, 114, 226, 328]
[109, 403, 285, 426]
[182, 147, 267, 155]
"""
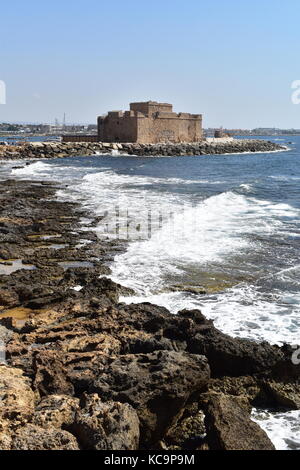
[98, 101, 202, 144]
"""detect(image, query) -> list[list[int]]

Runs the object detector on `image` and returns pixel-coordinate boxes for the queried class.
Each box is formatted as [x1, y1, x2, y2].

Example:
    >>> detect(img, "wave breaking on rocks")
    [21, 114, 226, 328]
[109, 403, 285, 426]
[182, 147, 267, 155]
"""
[0, 139, 286, 160]
[0, 179, 299, 451]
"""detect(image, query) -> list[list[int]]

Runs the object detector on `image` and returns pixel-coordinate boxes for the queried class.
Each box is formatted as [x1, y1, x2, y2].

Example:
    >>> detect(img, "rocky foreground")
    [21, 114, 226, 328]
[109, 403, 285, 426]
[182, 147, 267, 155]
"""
[0, 138, 285, 160]
[0, 179, 299, 451]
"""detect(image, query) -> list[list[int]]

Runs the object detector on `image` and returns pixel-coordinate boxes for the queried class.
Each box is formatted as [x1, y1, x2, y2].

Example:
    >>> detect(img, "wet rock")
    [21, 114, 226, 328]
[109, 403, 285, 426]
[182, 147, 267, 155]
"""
[262, 381, 300, 409]
[208, 376, 262, 406]
[182, 309, 286, 377]
[202, 393, 275, 450]
[0, 177, 295, 451]
[80, 276, 135, 302]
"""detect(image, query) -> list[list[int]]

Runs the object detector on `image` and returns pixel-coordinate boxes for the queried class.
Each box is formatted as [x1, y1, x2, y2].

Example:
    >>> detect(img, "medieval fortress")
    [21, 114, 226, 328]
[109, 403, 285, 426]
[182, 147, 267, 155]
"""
[55, 100, 282, 156]
[98, 101, 202, 144]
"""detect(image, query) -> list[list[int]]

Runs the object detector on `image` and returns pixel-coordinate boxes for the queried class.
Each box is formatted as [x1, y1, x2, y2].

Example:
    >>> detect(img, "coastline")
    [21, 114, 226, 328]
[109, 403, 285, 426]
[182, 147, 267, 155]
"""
[0, 178, 299, 450]
[0, 138, 285, 160]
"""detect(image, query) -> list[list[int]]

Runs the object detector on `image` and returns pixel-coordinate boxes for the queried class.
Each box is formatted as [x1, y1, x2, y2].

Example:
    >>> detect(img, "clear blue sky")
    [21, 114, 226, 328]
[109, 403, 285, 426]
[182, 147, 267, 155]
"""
[1, 0, 300, 127]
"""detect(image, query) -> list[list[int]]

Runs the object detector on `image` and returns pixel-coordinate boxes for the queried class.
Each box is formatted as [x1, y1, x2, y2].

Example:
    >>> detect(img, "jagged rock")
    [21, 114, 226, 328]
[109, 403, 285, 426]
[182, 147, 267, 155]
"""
[202, 393, 275, 450]
[0, 365, 35, 426]
[0, 431, 12, 450]
[64, 333, 121, 355]
[0, 177, 296, 452]
[80, 276, 135, 302]
[208, 376, 262, 406]
[11, 424, 79, 450]
[181, 309, 287, 377]
[165, 407, 206, 450]
[72, 393, 139, 450]
[33, 395, 80, 429]
[0, 140, 284, 160]
[262, 381, 300, 409]
[72, 350, 210, 446]
[33, 351, 74, 396]
[209, 377, 300, 410]
[0, 289, 19, 308]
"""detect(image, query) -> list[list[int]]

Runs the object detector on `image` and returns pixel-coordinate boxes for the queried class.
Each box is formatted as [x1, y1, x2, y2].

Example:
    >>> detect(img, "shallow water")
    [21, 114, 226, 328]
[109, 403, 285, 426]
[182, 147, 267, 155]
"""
[0, 259, 36, 275]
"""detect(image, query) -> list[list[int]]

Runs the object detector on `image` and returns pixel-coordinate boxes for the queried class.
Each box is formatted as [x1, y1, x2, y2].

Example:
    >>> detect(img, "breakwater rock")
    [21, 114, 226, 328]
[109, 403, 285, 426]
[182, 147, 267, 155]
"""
[0, 180, 298, 451]
[0, 139, 285, 160]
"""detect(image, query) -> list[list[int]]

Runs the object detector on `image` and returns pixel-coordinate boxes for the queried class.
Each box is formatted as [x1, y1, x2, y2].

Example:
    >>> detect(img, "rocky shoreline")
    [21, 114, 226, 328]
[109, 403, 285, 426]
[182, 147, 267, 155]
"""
[0, 138, 285, 160]
[0, 178, 299, 451]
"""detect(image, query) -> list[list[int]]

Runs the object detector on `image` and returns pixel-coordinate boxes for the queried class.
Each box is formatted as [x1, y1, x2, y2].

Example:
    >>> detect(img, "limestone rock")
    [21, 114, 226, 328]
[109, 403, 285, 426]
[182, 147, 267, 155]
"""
[33, 350, 74, 396]
[72, 393, 140, 450]
[263, 381, 300, 409]
[208, 376, 261, 406]
[11, 424, 79, 450]
[203, 393, 275, 450]
[33, 395, 80, 429]
[0, 289, 19, 308]
[0, 365, 35, 426]
[182, 309, 285, 376]
[75, 350, 210, 446]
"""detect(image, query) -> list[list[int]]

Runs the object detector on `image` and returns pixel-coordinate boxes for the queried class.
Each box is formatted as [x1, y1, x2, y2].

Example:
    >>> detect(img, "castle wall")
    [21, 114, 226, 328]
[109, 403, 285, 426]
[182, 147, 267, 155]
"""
[136, 114, 202, 143]
[98, 102, 203, 143]
[98, 113, 138, 143]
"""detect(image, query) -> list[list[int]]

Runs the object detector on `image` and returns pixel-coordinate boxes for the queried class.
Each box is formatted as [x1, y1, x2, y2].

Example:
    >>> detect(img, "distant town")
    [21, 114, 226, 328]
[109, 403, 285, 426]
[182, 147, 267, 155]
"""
[0, 122, 98, 137]
[205, 128, 300, 136]
[1, 121, 300, 138]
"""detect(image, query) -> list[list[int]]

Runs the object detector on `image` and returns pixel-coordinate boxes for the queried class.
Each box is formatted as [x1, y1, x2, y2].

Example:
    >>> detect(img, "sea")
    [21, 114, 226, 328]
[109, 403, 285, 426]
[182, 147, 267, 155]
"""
[0, 135, 299, 449]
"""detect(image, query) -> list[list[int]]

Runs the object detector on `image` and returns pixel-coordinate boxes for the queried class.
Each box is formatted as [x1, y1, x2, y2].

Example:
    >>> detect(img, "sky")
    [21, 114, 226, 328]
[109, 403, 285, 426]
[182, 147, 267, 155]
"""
[1, 0, 300, 128]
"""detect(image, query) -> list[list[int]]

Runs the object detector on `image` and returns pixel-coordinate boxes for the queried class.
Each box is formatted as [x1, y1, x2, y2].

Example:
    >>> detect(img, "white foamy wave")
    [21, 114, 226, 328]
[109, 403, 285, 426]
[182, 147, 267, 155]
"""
[11, 161, 51, 177]
[239, 183, 253, 192]
[10, 161, 79, 181]
[221, 146, 290, 156]
[270, 175, 300, 182]
[252, 409, 300, 450]
[110, 192, 254, 292]
[58, 170, 227, 240]
[0, 160, 28, 178]
[110, 190, 300, 345]
[79, 170, 220, 187]
[110, 192, 298, 294]
[119, 280, 300, 345]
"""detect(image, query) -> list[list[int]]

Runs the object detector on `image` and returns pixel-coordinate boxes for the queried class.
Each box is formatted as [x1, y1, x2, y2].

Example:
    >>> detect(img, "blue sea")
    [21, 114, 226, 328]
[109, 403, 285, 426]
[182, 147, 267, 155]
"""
[1, 135, 299, 449]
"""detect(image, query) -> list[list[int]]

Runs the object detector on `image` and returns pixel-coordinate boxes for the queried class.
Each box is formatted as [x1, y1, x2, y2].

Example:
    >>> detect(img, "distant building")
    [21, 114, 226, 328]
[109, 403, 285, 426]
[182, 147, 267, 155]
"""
[214, 128, 226, 138]
[98, 101, 202, 143]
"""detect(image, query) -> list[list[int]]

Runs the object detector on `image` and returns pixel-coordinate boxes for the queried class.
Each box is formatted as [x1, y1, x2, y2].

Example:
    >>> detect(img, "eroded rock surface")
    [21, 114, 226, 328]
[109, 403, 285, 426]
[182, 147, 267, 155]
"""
[72, 393, 140, 450]
[0, 179, 298, 451]
[202, 393, 275, 450]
